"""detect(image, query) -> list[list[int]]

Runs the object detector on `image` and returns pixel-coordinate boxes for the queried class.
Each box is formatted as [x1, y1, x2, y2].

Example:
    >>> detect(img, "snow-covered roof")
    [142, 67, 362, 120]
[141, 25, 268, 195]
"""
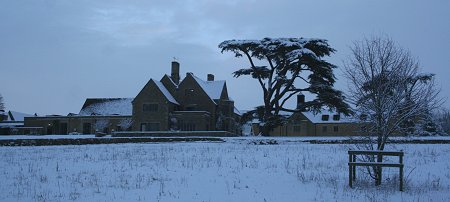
[246, 109, 355, 124]
[192, 75, 226, 102]
[79, 98, 133, 116]
[153, 80, 179, 105]
[6, 111, 33, 121]
[301, 111, 355, 124]
[234, 107, 241, 115]
[164, 74, 179, 87]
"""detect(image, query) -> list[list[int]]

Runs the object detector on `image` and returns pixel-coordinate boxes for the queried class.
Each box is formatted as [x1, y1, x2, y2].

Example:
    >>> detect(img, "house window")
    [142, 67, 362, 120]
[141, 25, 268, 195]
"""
[143, 103, 158, 112]
[321, 115, 329, 121]
[293, 125, 301, 132]
[185, 89, 195, 96]
[148, 123, 160, 131]
[322, 126, 327, 132]
[333, 126, 339, 132]
[140, 123, 146, 131]
[333, 115, 340, 121]
[141, 123, 160, 131]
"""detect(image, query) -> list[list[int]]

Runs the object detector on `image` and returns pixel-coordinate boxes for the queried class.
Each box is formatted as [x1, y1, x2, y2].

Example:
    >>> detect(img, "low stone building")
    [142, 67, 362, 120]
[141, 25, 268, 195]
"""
[24, 98, 133, 135]
[251, 95, 359, 136]
[24, 61, 240, 135]
[252, 111, 359, 136]
[0, 110, 38, 135]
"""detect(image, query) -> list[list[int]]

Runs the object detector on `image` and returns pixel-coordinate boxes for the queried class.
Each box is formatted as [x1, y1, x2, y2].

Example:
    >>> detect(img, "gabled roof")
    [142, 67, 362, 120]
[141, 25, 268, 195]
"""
[153, 79, 179, 105]
[163, 74, 179, 87]
[79, 98, 133, 116]
[5, 111, 32, 121]
[192, 75, 226, 101]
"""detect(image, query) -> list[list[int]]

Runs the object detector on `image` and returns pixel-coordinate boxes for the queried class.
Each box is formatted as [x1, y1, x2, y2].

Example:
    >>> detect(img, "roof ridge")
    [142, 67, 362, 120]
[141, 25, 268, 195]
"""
[191, 75, 226, 104]
[152, 80, 180, 105]
[85, 97, 133, 100]
[192, 75, 226, 83]
[79, 98, 133, 116]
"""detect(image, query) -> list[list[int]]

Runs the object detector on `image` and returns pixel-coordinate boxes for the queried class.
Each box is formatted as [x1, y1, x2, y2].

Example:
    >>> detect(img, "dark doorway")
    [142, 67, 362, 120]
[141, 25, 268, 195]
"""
[60, 123, 68, 134]
[83, 123, 92, 134]
[46, 126, 53, 135]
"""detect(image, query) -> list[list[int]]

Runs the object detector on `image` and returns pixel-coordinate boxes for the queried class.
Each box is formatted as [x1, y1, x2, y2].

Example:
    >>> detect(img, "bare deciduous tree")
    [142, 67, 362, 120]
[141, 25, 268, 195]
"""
[0, 93, 5, 111]
[435, 108, 450, 135]
[344, 36, 441, 185]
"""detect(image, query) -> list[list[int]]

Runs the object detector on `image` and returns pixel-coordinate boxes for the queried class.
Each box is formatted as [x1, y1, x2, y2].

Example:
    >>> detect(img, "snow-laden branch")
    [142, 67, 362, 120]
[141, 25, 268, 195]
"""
[220, 37, 351, 135]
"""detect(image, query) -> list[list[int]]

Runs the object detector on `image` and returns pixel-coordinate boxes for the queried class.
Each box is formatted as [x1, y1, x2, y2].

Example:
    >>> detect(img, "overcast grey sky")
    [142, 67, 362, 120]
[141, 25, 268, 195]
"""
[1, 0, 449, 115]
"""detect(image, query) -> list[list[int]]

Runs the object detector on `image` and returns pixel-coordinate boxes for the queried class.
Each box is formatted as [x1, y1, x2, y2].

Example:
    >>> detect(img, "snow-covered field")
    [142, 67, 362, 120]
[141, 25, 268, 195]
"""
[0, 138, 449, 201]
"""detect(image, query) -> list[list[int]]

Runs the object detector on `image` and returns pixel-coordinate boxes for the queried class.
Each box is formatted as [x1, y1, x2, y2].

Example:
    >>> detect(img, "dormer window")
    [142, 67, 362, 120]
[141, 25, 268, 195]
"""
[333, 114, 340, 121]
[321, 115, 329, 121]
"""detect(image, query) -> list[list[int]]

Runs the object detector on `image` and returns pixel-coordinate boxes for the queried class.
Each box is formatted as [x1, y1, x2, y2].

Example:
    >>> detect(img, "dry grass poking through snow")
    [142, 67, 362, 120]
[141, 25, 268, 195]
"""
[0, 140, 449, 201]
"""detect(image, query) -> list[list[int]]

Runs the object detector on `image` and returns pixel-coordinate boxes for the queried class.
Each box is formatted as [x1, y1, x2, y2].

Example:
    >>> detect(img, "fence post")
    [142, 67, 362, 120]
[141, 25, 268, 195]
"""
[352, 155, 356, 180]
[399, 151, 404, 191]
[349, 153, 353, 188]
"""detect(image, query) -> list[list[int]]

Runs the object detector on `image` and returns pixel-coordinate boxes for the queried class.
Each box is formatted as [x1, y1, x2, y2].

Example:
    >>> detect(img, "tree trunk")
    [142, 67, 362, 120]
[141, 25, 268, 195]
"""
[260, 125, 271, 136]
[375, 136, 385, 186]
[375, 154, 383, 186]
[260, 106, 273, 136]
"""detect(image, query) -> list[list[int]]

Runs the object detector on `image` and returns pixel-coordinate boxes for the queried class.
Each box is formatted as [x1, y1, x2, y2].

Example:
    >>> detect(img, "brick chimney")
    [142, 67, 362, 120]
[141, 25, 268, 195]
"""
[207, 74, 214, 81]
[171, 61, 180, 85]
[296, 93, 305, 110]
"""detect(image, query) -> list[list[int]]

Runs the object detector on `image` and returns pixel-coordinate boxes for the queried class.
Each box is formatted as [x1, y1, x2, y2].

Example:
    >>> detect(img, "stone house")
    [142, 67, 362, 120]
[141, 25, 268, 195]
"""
[132, 61, 238, 133]
[24, 61, 240, 135]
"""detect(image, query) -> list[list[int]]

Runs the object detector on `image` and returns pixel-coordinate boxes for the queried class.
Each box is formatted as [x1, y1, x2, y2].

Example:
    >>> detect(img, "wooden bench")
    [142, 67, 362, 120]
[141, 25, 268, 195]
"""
[348, 150, 404, 191]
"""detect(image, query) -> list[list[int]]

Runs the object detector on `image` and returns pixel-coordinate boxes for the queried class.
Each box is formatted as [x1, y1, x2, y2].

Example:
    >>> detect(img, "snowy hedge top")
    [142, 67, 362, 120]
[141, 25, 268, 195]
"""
[79, 98, 133, 116]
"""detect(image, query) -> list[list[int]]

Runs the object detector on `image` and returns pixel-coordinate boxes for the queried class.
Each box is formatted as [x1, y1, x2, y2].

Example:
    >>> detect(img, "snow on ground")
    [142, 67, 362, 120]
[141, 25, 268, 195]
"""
[3, 135, 450, 141]
[0, 138, 449, 201]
